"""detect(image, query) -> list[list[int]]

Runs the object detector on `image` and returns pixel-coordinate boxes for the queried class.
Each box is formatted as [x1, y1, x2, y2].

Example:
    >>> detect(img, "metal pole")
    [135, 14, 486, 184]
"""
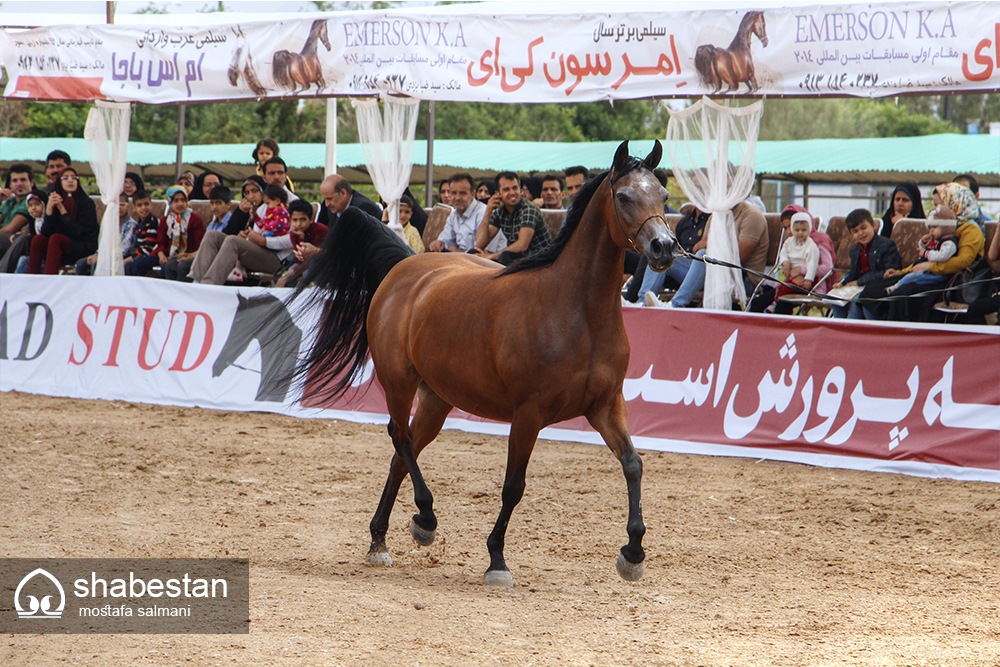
[325, 98, 337, 177]
[425, 101, 435, 207]
[174, 104, 186, 182]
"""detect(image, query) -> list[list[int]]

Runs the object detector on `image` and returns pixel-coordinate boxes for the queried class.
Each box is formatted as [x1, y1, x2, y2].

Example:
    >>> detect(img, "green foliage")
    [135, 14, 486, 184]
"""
[22, 102, 91, 138]
[759, 97, 960, 141]
[869, 101, 957, 137]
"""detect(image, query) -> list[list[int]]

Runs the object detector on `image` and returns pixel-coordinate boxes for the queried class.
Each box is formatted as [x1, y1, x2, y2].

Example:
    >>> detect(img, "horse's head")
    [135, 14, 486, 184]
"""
[609, 140, 676, 272]
[751, 11, 768, 47]
[316, 20, 332, 51]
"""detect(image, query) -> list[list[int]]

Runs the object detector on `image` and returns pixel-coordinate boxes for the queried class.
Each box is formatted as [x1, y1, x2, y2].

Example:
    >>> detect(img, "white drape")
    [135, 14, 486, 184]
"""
[664, 97, 763, 310]
[351, 96, 420, 239]
[85, 101, 131, 277]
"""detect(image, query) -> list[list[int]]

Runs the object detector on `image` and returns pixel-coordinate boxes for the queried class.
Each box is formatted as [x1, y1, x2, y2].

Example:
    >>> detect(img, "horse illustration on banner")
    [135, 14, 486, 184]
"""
[695, 11, 768, 94]
[228, 20, 332, 96]
[273, 19, 332, 92]
[212, 293, 302, 403]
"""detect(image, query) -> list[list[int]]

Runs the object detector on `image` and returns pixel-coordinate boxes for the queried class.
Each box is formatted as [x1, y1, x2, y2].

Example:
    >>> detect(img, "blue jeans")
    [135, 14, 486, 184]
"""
[831, 302, 880, 319]
[890, 271, 947, 291]
[639, 249, 706, 307]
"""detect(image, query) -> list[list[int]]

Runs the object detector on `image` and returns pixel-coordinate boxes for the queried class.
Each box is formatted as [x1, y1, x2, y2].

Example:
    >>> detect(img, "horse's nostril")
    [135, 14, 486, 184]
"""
[650, 239, 663, 255]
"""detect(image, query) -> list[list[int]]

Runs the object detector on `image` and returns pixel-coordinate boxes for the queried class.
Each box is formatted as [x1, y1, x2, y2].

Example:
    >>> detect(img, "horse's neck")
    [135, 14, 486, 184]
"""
[303, 29, 321, 55]
[729, 23, 752, 51]
[550, 186, 626, 309]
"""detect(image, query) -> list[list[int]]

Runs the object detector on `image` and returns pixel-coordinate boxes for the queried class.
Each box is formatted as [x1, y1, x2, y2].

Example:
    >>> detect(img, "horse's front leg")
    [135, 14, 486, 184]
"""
[586, 393, 646, 582]
[484, 414, 540, 587]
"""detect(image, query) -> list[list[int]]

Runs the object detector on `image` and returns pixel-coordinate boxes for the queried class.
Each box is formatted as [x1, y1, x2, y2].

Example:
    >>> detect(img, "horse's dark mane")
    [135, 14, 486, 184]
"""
[499, 159, 643, 277]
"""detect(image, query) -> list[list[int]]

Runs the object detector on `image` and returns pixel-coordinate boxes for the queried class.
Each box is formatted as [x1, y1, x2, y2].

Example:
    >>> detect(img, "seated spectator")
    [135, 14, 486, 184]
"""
[646, 198, 768, 309]
[966, 214, 1000, 325]
[884, 183, 985, 322]
[437, 179, 452, 207]
[749, 205, 836, 313]
[28, 167, 98, 275]
[191, 171, 223, 201]
[953, 173, 988, 230]
[884, 205, 957, 295]
[75, 192, 136, 276]
[830, 208, 902, 320]
[225, 176, 266, 235]
[178, 171, 196, 196]
[163, 185, 233, 281]
[475, 171, 552, 266]
[125, 190, 158, 272]
[259, 158, 297, 214]
[189, 189, 295, 286]
[402, 187, 428, 236]
[764, 212, 820, 312]
[253, 138, 295, 192]
[0, 190, 46, 273]
[43, 150, 71, 192]
[520, 176, 543, 207]
[123, 172, 144, 199]
[564, 166, 589, 200]
[275, 199, 328, 288]
[1, 163, 37, 259]
[128, 185, 205, 277]
[630, 203, 708, 306]
[382, 194, 423, 253]
[476, 179, 496, 204]
[260, 184, 291, 238]
[539, 175, 565, 210]
[428, 172, 485, 253]
[881, 182, 925, 238]
[316, 174, 382, 228]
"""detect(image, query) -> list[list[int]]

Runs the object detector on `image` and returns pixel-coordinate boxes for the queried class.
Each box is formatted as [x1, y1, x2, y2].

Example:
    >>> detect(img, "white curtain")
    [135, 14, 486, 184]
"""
[351, 96, 420, 239]
[664, 97, 763, 310]
[85, 101, 131, 277]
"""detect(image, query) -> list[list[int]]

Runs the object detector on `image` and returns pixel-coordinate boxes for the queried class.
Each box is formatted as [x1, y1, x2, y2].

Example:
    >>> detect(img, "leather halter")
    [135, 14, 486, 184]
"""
[609, 170, 665, 253]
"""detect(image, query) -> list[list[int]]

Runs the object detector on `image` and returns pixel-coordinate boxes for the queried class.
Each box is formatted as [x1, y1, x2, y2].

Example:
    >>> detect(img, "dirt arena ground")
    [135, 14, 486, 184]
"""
[2, 391, 999, 666]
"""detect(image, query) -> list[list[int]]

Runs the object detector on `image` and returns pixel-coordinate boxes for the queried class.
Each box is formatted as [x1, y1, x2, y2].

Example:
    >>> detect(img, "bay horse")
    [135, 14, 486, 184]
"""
[273, 19, 331, 93]
[294, 141, 676, 586]
[695, 11, 768, 93]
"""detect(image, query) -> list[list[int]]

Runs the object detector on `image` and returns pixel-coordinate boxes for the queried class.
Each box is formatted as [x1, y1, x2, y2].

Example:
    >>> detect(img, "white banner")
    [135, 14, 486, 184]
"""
[0, 276, 318, 414]
[1, 3, 998, 104]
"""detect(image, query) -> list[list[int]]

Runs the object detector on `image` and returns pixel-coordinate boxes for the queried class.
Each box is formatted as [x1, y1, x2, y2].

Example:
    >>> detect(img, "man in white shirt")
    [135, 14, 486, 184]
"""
[428, 173, 486, 253]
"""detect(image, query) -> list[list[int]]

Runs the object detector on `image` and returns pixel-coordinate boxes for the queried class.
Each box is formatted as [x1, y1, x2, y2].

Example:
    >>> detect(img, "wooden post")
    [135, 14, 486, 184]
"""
[174, 104, 186, 182]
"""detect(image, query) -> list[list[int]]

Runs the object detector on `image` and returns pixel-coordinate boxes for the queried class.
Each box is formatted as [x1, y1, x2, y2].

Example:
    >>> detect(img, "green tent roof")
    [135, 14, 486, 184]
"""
[2, 134, 997, 186]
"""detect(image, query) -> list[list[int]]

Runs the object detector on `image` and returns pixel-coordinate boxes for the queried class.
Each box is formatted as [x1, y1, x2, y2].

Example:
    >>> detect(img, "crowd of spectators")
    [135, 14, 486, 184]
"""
[1, 145, 996, 326]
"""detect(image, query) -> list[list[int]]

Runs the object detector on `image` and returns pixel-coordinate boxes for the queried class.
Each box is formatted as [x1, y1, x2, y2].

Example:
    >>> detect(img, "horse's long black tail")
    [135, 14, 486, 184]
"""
[288, 208, 415, 399]
[272, 51, 294, 89]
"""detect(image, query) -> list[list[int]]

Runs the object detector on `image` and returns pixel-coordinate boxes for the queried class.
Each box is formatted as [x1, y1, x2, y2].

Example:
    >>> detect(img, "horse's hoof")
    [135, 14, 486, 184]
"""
[409, 519, 436, 546]
[616, 553, 645, 582]
[484, 570, 514, 587]
[365, 551, 392, 567]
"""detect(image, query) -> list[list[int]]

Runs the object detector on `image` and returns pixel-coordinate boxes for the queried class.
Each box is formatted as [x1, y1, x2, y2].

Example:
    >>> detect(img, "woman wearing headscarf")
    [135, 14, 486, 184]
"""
[27, 167, 98, 274]
[224, 175, 266, 235]
[476, 179, 496, 204]
[885, 182, 985, 322]
[191, 171, 224, 201]
[880, 182, 925, 238]
[123, 172, 145, 199]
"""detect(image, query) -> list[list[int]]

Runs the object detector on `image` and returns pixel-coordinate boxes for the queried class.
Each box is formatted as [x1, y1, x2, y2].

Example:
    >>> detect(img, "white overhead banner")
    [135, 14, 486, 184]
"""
[1, 2, 998, 104]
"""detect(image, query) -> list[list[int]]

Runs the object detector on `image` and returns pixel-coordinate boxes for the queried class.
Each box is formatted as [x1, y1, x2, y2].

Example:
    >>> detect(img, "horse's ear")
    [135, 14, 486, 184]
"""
[613, 141, 630, 174]
[643, 140, 663, 171]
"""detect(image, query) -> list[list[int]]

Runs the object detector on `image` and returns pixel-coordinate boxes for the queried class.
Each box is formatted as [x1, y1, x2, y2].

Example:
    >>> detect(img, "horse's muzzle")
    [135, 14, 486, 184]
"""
[643, 231, 676, 272]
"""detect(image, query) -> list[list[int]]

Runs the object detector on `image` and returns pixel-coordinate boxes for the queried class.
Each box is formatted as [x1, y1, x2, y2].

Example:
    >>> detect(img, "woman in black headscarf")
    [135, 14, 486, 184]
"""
[880, 182, 925, 238]
[191, 171, 225, 201]
[476, 179, 496, 204]
[223, 175, 266, 235]
[123, 172, 145, 198]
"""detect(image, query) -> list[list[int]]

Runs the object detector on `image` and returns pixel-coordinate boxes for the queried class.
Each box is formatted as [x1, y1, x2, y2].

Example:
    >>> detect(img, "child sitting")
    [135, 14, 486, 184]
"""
[126, 190, 158, 269]
[76, 192, 136, 275]
[5, 191, 46, 273]
[830, 208, 902, 319]
[381, 194, 424, 253]
[260, 184, 290, 238]
[767, 212, 819, 311]
[884, 205, 957, 294]
[276, 199, 329, 288]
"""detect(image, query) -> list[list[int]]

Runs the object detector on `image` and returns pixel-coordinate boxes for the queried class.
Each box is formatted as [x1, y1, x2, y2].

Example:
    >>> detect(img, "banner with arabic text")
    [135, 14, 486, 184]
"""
[1, 2, 999, 104]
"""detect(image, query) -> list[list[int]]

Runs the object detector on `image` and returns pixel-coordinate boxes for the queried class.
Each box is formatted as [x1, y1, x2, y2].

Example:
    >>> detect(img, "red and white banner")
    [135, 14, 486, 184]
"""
[1, 3, 999, 103]
[2, 276, 999, 482]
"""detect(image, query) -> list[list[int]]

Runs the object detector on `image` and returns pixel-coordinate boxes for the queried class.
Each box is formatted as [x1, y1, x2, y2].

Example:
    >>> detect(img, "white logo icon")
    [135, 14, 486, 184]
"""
[14, 568, 66, 619]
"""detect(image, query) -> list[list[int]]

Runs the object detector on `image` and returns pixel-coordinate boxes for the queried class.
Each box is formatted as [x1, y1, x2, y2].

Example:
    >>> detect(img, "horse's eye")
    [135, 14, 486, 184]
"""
[616, 192, 629, 205]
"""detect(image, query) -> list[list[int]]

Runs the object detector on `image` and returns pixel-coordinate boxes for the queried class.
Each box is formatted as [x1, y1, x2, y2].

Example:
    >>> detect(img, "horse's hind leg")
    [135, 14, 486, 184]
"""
[586, 393, 646, 582]
[484, 413, 541, 587]
[366, 384, 452, 565]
